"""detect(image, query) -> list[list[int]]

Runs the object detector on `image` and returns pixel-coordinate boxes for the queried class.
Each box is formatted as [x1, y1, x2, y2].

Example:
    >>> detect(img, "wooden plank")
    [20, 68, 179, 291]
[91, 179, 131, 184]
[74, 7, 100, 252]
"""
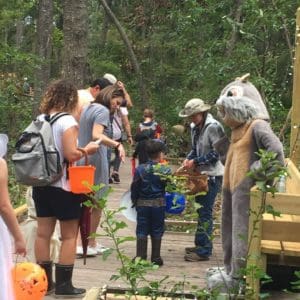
[165, 219, 197, 226]
[282, 242, 300, 257]
[286, 159, 300, 194]
[262, 219, 300, 242]
[290, 8, 300, 168]
[261, 240, 283, 255]
[246, 190, 263, 300]
[265, 193, 300, 215]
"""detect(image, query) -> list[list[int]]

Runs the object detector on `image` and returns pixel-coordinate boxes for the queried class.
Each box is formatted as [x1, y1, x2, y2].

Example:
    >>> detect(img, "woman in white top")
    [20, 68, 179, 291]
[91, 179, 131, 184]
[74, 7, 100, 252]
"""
[32, 79, 98, 298]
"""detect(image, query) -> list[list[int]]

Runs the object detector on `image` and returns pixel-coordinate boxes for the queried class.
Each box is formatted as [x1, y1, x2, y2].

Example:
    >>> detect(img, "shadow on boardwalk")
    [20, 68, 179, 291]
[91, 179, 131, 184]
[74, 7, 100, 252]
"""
[45, 158, 223, 299]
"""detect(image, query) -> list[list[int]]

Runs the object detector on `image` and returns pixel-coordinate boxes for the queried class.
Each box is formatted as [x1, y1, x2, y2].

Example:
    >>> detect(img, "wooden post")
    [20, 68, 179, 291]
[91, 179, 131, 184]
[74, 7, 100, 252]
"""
[290, 8, 300, 167]
[246, 190, 263, 300]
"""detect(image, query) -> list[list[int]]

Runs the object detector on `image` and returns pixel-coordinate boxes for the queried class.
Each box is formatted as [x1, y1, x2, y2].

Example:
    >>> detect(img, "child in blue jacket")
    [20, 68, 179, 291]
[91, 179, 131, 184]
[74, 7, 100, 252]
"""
[131, 139, 171, 266]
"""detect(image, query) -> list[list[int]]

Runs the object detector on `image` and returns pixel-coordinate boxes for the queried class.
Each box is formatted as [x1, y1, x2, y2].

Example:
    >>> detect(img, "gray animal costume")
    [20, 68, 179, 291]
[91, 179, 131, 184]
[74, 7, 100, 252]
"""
[207, 75, 285, 291]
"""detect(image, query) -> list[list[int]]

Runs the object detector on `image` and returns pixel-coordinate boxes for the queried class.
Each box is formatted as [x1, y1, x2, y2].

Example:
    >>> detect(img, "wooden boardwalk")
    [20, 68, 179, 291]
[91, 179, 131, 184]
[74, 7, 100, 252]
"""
[45, 158, 223, 299]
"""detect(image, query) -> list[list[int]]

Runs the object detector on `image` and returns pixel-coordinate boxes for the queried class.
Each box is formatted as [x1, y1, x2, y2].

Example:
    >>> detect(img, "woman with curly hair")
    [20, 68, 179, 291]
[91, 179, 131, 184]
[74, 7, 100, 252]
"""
[32, 79, 99, 298]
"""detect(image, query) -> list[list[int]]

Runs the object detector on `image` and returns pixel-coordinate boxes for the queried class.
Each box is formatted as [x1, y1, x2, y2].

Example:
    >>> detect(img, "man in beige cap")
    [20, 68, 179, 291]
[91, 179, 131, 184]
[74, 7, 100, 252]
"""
[179, 98, 226, 261]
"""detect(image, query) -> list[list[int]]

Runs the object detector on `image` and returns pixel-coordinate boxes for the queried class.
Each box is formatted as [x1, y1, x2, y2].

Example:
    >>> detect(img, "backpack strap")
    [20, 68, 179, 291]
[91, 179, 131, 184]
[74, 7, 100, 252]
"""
[48, 112, 70, 125]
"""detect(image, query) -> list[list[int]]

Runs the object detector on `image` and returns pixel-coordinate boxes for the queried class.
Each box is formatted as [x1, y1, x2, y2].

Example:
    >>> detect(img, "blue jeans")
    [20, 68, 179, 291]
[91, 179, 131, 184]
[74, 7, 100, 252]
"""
[136, 206, 165, 238]
[194, 176, 222, 257]
[107, 142, 122, 174]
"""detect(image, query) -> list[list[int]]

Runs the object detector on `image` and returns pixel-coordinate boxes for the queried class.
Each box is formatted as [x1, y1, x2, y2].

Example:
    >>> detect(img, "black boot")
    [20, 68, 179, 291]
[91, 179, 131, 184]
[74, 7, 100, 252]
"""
[55, 264, 86, 298]
[136, 237, 148, 260]
[151, 237, 163, 266]
[38, 261, 55, 294]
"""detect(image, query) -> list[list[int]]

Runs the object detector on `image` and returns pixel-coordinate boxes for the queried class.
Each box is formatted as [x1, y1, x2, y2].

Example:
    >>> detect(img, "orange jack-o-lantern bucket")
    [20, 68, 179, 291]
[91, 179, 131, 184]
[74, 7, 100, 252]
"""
[12, 262, 48, 300]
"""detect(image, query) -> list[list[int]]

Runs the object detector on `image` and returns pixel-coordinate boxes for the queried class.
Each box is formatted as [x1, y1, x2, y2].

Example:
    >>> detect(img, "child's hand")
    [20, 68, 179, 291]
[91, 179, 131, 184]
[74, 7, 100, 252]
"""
[15, 237, 27, 257]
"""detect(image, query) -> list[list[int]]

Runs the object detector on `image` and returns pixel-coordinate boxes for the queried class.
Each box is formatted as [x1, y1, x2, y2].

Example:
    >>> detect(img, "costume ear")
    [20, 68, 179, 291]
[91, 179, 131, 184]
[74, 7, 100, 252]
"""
[0, 134, 8, 157]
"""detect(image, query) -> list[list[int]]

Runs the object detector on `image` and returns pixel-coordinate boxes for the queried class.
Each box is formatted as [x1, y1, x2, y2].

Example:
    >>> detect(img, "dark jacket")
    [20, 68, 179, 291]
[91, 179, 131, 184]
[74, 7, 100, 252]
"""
[131, 161, 171, 206]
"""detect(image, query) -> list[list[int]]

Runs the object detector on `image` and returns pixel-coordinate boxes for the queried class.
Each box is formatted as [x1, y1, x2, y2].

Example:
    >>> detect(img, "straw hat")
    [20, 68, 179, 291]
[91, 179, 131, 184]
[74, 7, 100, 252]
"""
[179, 98, 211, 117]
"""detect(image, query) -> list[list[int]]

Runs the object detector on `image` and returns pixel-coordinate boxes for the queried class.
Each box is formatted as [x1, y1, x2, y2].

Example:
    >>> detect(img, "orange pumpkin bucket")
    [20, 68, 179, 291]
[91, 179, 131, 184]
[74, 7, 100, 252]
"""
[12, 262, 48, 300]
[69, 148, 95, 194]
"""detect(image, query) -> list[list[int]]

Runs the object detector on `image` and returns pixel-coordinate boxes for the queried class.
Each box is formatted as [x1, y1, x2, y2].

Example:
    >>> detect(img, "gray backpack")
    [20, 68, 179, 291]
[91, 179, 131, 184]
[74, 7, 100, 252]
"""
[12, 113, 69, 186]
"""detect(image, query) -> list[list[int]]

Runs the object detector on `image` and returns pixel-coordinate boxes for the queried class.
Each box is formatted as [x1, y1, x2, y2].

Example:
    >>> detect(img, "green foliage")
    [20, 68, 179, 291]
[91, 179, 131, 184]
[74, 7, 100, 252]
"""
[88, 0, 295, 155]
[247, 149, 288, 195]
[86, 183, 216, 298]
[85, 184, 167, 298]
[290, 270, 300, 291]
[245, 149, 288, 297]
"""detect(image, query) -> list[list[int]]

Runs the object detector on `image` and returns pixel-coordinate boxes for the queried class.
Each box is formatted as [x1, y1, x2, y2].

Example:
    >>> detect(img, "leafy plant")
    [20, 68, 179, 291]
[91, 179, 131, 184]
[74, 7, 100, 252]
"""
[84, 184, 169, 299]
[84, 183, 219, 299]
[244, 150, 287, 298]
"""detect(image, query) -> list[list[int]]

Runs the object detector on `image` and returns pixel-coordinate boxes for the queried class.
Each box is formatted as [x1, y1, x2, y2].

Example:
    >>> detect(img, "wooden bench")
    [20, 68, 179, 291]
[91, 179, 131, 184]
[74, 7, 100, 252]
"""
[246, 159, 300, 299]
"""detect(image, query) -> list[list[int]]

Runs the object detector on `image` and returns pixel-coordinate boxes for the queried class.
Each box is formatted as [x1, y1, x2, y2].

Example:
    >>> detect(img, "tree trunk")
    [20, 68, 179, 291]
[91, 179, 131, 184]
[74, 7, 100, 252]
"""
[33, 0, 54, 116]
[100, 0, 112, 48]
[99, 0, 148, 108]
[15, 20, 24, 48]
[225, 0, 245, 57]
[62, 0, 88, 88]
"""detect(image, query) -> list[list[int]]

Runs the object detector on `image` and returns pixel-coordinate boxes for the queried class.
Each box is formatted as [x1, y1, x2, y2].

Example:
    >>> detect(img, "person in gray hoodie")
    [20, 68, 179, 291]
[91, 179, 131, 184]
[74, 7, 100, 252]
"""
[179, 98, 226, 261]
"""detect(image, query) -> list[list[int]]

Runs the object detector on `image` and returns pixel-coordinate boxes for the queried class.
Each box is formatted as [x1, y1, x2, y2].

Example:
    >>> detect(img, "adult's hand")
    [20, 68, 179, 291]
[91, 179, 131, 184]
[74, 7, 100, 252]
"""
[183, 159, 194, 169]
[127, 136, 134, 145]
[118, 144, 126, 162]
[84, 142, 99, 155]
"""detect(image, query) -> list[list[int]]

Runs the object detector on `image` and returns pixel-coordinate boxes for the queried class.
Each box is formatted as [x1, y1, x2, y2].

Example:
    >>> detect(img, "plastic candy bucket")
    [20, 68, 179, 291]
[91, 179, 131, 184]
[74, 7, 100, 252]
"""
[69, 148, 95, 194]
[12, 262, 48, 300]
[165, 192, 185, 214]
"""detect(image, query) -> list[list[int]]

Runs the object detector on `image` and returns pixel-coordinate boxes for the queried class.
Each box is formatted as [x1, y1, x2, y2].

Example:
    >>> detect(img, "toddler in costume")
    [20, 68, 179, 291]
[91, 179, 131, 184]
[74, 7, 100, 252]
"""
[0, 134, 26, 300]
[131, 139, 171, 266]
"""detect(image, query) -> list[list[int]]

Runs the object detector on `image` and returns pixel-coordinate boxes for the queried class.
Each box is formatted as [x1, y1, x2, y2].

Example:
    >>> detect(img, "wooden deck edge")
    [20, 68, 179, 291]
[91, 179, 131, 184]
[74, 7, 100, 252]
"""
[84, 286, 245, 300]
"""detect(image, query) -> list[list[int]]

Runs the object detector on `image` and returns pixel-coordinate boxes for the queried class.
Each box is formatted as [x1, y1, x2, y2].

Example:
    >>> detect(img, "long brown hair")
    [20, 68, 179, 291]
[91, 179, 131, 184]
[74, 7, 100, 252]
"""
[39, 79, 78, 114]
[94, 85, 125, 109]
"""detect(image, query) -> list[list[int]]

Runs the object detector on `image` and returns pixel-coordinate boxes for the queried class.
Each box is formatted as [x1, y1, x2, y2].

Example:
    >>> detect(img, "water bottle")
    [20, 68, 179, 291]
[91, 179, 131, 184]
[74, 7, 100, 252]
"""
[276, 175, 286, 193]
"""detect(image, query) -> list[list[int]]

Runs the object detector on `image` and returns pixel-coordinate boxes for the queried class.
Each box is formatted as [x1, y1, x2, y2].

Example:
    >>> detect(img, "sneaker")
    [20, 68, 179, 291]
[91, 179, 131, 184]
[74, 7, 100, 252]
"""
[111, 172, 120, 183]
[76, 246, 97, 257]
[184, 252, 209, 262]
[185, 246, 196, 254]
[93, 243, 110, 255]
[109, 177, 113, 184]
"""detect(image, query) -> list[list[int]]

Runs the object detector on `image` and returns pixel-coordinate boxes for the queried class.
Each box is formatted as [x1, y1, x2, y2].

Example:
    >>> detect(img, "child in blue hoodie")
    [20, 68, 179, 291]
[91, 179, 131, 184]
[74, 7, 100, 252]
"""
[131, 139, 171, 266]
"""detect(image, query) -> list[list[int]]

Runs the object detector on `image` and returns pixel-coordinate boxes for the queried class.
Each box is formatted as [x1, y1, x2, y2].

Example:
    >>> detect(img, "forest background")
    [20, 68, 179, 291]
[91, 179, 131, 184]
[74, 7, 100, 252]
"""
[0, 0, 298, 205]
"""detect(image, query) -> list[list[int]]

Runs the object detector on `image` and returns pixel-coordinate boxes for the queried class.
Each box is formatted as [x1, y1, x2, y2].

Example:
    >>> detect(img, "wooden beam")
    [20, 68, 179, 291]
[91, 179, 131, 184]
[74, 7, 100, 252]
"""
[265, 193, 300, 215]
[246, 190, 263, 300]
[286, 159, 300, 194]
[290, 8, 300, 167]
